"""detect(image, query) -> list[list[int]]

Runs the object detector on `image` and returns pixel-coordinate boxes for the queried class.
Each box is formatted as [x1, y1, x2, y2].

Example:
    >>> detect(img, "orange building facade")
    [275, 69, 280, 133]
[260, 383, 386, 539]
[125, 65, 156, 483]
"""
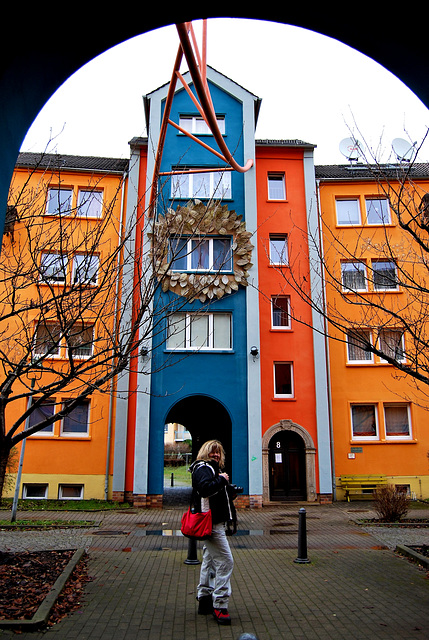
[3, 154, 128, 501]
[316, 164, 429, 500]
[255, 142, 330, 503]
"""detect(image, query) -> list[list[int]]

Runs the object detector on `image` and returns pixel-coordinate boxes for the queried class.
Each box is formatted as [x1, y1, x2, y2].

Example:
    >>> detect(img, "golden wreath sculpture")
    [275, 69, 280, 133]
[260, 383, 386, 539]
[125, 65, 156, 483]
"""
[149, 200, 254, 303]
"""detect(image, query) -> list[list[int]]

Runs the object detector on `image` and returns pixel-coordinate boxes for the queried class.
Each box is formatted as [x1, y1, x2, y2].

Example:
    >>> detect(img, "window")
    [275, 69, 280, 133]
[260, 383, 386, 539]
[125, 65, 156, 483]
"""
[351, 404, 378, 439]
[169, 236, 232, 272]
[341, 261, 367, 291]
[171, 170, 231, 199]
[365, 197, 391, 224]
[66, 325, 94, 358]
[40, 253, 68, 284]
[269, 235, 288, 265]
[58, 484, 84, 500]
[34, 324, 62, 357]
[179, 115, 225, 135]
[29, 399, 55, 435]
[73, 254, 100, 285]
[384, 404, 411, 438]
[61, 400, 90, 436]
[22, 484, 48, 499]
[268, 173, 286, 200]
[336, 198, 361, 225]
[271, 296, 291, 329]
[372, 260, 398, 290]
[34, 324, 93, 359]
[379, 330, 405, 363]
[77, 189, 103, 218]
[46, 187, 73, 215]
[167, 312, 232, 350]
[274, 362, 293, 397]
[347, 329, 373, 362]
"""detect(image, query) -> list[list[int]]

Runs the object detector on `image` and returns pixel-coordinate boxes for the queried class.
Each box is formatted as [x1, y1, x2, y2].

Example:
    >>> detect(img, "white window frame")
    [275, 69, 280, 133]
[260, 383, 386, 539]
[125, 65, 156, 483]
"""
[45, 187, 73, 216]
[60, 399, 90, 437]
[351, 403, 379, 440]
[40, 252, 68, 284]
[273, 362, 294, 398]
[346, 329, 373, 363]
[271, 295, 291, 329]
[378, 329, 406, 363]
[28, 399, 56, 436]
[22, 483, 48, 500]
[65, 325, 94, 359]
[72, 254, 100, 285]
[169, 236, 233, 272]
[178, 115, 225, 135]
[77, 188, 103, 218]
[336, 198, 361, 225]
[33, 323, 62, 358]
[384, 404, 412, 439]
[267, 173, 286, 200]
[171, 169, 232, 199]
[269, 235, 288, 266]
[166, 312, 232, 351]
[58, 484, 84, 500]
[341, 261, 367, 292]
[372, 260, 398, 291]
[365, 197, 391, 225]
[34, 324, 94, 359]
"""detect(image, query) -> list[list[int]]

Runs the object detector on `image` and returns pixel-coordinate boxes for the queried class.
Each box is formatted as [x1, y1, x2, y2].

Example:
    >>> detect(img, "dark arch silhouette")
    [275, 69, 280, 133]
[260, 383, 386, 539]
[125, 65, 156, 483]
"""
[165, 394, 232, 474]
[1, 9, 428, 235]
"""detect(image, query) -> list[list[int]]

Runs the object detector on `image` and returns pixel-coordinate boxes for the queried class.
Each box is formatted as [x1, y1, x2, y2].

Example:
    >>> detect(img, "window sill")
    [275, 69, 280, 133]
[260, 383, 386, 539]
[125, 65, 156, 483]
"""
[350, 439, 417, 444]
[272, 396, 296, 402]
[342, 289, 402, 295]
[268, 263, 289, 268]
[266, 199, 288, 203]
[336, 223, 395, 229]
[29, 435, 91, 441]
[270, 328, 293, 332]
[165, 349, 234, 354]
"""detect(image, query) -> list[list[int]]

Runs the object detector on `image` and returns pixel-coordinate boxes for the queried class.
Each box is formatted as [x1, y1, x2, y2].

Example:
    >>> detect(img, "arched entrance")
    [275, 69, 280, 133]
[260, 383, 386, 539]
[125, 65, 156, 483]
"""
[262, 420, 317, 503]
[165, 395, 232, 476]
[269, 430, 306, 501]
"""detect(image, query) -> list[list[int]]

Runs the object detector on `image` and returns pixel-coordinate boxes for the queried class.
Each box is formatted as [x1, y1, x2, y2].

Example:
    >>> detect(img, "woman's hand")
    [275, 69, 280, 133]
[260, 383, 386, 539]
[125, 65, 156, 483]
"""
[220, 472, 229, 482]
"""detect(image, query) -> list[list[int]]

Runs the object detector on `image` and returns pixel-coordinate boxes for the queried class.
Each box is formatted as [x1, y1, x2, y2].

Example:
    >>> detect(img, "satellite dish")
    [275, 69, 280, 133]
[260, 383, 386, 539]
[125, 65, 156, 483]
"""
[392, 138, 416, 162]
[339, 137, 362, 162]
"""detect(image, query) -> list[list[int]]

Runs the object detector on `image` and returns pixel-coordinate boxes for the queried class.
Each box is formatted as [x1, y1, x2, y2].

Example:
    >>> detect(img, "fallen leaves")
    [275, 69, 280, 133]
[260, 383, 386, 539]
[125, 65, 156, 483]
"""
[0, 550, 91, 627]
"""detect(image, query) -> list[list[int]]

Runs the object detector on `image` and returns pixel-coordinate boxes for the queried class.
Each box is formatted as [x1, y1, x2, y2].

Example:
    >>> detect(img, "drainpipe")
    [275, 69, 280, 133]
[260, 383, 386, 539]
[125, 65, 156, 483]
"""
[315, 179, 336, 501]
[104, 170, 128, 500]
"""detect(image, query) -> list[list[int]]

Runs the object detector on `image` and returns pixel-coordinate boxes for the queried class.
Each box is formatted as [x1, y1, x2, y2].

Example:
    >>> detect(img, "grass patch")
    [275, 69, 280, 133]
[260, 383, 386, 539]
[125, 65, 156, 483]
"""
[0, 499, 133, 512]
[0, 519, 97, 529]
[164, 464, 192, 486]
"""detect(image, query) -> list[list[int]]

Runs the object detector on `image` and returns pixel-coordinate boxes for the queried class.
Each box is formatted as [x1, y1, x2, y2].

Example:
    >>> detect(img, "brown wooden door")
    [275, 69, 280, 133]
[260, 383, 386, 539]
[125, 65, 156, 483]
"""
[269, 431, 306, 500]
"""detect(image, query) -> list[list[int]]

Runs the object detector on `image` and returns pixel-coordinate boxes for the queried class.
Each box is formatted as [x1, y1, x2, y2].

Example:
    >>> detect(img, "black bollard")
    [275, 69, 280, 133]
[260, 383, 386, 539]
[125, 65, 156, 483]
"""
[184, 538, 201, 565]
[171, 472, 174, 487]
[294, 507, 311, 564]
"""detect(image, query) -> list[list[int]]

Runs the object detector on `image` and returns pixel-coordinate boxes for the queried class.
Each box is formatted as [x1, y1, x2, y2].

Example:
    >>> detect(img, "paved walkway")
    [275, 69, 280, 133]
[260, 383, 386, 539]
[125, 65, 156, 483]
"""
[1, 494, 428, 639]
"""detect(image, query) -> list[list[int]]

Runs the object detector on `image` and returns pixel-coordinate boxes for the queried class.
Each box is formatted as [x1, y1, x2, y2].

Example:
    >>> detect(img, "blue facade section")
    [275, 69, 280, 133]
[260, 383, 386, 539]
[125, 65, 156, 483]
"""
[148, 80, 250, 495]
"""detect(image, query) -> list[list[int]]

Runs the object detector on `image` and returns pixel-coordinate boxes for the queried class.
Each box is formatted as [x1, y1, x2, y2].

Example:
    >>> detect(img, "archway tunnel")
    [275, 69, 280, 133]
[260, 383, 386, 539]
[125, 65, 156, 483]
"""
[165, 395, 232, 478]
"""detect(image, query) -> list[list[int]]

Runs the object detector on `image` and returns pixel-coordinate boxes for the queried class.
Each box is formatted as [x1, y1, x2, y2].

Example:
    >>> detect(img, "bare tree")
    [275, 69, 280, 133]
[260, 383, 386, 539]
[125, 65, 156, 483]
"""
[0, 154, 253, 498]
[278, 136, 429, 401]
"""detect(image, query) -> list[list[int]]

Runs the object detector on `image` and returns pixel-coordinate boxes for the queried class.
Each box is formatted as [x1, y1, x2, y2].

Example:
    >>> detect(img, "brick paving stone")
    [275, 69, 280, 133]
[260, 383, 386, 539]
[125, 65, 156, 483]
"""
[0, 500, 428, 639]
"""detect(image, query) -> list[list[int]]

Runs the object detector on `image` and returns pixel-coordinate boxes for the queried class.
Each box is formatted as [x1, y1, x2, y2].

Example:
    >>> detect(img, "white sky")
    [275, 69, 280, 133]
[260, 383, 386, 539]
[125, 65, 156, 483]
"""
[20, 18, 429, 166]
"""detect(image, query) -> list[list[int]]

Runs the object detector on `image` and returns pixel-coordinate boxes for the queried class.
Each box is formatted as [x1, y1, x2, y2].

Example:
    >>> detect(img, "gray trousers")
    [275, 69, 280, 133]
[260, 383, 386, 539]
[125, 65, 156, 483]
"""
[197, 523, 234, 609]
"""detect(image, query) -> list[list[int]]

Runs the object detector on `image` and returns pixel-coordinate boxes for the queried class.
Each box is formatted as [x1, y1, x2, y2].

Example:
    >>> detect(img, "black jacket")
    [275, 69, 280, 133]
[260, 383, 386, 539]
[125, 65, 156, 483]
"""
[190, 459, 237, 531]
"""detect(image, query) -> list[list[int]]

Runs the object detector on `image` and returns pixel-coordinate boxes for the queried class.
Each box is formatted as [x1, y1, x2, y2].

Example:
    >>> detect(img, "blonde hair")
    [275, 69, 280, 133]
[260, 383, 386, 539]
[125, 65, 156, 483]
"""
[197, 440, 225, 469]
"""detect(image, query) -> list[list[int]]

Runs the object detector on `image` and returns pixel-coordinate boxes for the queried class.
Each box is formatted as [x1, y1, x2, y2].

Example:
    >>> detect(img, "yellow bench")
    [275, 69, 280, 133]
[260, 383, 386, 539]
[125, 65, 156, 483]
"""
[340, 475, 388, 501]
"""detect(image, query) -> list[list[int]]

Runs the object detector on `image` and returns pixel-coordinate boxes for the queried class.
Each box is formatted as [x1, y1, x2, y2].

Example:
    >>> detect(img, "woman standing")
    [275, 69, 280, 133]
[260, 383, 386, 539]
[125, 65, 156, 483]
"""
[189, 440, 237, 626]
